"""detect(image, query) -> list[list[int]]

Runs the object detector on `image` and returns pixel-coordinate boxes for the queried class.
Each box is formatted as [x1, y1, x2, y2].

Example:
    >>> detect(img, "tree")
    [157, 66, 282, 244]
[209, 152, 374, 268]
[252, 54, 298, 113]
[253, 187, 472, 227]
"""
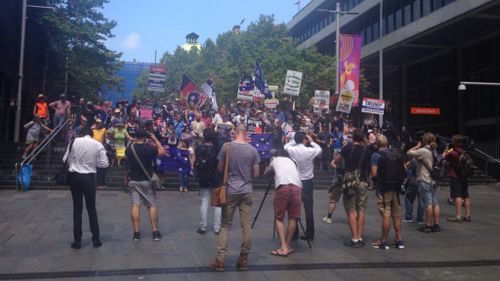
[37, 0, 122, 100]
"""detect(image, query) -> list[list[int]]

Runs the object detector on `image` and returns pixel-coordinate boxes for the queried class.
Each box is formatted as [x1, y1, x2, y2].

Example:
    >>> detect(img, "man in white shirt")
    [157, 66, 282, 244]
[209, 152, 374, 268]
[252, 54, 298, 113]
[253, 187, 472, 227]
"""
[265, 149, 302, 257]
[63, 128, 109, 249]
[284, 132, 322, 241]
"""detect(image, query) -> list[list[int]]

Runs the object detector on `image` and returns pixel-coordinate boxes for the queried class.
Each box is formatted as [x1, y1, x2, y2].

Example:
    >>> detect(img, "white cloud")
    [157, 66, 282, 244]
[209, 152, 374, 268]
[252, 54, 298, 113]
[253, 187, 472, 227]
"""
[122, 32, 141, 50]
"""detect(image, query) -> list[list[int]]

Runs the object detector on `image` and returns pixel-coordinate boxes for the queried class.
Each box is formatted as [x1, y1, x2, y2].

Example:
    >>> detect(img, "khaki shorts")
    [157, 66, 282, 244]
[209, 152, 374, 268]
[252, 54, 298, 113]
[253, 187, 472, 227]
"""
[376, 191, 401, 217]
[343, 181, 368, 212]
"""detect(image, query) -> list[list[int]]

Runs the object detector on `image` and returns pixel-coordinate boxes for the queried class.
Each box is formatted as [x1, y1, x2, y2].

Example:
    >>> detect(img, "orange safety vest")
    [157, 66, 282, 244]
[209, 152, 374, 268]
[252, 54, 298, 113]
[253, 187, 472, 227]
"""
[35, 102, 49, 119]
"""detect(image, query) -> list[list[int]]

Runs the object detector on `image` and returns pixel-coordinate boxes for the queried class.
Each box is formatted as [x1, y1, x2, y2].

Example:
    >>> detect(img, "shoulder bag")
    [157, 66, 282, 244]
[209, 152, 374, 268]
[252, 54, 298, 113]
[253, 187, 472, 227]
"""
[130, 144, 162, 190]
[55, 139, 75, 186]
[211, 143, 230, 207]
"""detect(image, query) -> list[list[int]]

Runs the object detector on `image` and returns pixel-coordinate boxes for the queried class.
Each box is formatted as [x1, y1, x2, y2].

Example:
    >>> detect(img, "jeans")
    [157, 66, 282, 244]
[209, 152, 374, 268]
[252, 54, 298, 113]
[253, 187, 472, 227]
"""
[199, 188, 221, 232]
[52, 114, 65, 128]
[179, 174, 189, 187]
[404, 185, 424, 222]
[301, 179, 314, 239]
[69, 173, 100, 242]
[217, 193, 253, 261]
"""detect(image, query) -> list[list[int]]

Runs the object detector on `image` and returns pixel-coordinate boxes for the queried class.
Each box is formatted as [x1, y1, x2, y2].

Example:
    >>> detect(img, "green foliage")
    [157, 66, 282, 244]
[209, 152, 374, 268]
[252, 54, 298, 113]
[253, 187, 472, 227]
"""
[37, 0, 122, 100]
[140, 15, 340, 106]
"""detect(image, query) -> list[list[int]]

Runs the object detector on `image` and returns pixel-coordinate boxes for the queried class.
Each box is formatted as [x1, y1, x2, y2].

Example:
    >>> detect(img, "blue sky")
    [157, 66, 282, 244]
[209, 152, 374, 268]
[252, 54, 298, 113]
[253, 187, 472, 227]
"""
[103, 0, 309, 63]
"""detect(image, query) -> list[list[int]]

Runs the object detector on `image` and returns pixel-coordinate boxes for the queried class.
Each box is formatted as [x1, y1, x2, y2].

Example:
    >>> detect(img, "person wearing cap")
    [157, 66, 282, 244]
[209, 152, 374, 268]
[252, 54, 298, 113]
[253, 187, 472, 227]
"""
[50, 94, 72, 129]
[110, 108, 123, 128]
[33, 94, 49, 122]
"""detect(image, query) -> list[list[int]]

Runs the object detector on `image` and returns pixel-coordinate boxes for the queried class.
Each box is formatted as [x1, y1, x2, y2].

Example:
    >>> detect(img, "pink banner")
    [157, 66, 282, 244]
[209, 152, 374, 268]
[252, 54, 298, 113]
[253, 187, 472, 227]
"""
[338, 34, 362, 106]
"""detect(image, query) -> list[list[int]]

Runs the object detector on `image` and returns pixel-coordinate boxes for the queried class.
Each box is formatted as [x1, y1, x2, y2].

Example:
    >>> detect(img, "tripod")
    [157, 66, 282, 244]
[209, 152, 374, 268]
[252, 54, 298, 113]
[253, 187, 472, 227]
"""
[251, 178, 312, 249]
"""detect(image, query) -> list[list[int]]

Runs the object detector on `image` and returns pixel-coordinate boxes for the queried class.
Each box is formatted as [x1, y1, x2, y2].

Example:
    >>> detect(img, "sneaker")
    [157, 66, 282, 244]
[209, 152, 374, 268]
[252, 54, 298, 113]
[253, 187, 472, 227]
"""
[132, 232, 141, 242]
[322, 216, 332, 224]
[463, 216, 471, 222]
[214, 230, 220, 235]
[401, 219, 414, 223]
[395, 240, 405, 249]
[431, 224, 441, 232]
[447, 216, 462, 223]
[354, 240, 365, 248]
[344, 240, 357, 247]
[416, 221, 424, 225]
[152, 231, 162, 241]
[236, 254, 249, 271]
[371, 241, 389, 250]
[196, 228, 206, 235]
[179, 187, 183, 192]
[210, 258, 224, 272]
[417, 225, 433, 233]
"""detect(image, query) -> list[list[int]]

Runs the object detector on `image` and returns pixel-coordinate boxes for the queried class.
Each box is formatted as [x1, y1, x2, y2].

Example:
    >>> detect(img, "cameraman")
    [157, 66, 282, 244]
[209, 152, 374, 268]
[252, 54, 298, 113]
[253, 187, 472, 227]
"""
[264, 149, 302, 257]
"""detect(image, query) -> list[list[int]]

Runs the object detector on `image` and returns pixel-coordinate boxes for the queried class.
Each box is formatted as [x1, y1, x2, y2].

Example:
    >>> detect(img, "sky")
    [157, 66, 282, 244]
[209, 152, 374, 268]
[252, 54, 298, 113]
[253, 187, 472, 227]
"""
[103, 0, 310, 63]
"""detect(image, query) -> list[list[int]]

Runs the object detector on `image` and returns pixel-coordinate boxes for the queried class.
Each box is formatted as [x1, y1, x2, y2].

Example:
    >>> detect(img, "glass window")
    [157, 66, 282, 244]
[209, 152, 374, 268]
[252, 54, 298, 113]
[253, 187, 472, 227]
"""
[433, 0, 443, 10]
[422, 0, 431, 16]
[413, 0, 421, 20]
[366, 24, 372, 43]
[386, 12, 394, 33]
[395, 8, 403, 29]
[373, 21, 379, 40]
[404, 4, 411, 25]
[444, 0, 454, 5]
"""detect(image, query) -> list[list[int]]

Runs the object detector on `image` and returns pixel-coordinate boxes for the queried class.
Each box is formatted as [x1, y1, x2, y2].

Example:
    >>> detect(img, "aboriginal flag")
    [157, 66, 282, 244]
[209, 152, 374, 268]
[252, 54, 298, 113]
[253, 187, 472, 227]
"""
[179, 74, 197, 102]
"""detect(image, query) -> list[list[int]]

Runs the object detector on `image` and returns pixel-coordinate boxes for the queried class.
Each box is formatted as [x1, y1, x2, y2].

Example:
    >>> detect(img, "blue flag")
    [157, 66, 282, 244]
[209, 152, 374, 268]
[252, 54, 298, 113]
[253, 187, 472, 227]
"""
[254, 60, 272, 99]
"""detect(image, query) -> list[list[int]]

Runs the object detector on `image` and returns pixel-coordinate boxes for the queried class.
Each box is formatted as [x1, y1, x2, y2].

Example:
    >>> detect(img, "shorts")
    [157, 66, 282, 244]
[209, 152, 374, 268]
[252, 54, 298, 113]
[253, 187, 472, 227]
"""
[450, 177, 469, 199]
[376, 191, 401, 217]
[418, 180, 438, 207]
[129, 180, 157, 208]
[274, 184, 302, 221]
[328, 177, 343, 203]
[343, 181, 368, 212]
[320, 146, 331, 160]
[25, 139, 38, 145]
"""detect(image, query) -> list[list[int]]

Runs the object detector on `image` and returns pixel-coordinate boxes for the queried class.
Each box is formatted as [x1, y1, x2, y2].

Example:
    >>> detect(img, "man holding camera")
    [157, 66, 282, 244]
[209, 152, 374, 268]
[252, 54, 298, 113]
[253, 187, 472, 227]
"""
[265, 149, 302, 257]
[370, 135, 405, 250]
[125, 130, 166, 242]
[284, 132, 322, 241]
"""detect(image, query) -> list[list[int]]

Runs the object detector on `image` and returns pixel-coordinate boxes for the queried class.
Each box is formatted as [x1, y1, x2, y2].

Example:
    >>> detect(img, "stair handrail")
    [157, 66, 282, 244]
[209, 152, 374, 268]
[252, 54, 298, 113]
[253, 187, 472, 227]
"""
[14, 118, 70, 191]
[473, 147, 500, 164]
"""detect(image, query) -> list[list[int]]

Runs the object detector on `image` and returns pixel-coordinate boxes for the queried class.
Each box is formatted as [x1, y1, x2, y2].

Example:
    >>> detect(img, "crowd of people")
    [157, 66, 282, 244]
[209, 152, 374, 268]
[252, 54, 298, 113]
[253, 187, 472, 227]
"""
[31, 92, 474, 271]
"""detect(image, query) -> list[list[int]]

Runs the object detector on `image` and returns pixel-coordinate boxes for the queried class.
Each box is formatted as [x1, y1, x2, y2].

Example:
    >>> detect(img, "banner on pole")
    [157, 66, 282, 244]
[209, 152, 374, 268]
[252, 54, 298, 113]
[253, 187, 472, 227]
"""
[313, 90, 330, 113]
[237, 76, 255, 101]
[361, 97, 385, 115]
[336, 90, 354, 113]
[147, 66, 167, 93]
[338, 34, 362, 106]
[283, 70, 303, 96]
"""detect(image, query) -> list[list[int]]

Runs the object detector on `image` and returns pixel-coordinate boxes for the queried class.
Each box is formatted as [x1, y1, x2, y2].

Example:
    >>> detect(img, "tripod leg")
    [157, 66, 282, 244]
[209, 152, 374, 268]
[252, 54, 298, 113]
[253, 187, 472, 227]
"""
[251, 179, 274, 229]
[297, 218, 312, 249]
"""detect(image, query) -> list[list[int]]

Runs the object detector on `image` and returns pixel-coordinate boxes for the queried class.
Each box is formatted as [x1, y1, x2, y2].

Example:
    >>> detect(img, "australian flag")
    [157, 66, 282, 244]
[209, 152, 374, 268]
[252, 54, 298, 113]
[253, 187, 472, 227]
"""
[254, 60, 272, 99]
[238, 75, 254, 93]
[249, 133, 273, 159]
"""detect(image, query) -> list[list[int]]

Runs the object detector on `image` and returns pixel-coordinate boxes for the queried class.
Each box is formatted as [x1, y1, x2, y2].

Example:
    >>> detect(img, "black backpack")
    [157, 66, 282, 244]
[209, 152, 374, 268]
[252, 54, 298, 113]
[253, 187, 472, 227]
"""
[457, 151, 475, 178]
[422, 148, 447, 182]
[194, 144, 217, 181]
[377, 148, 406, 193]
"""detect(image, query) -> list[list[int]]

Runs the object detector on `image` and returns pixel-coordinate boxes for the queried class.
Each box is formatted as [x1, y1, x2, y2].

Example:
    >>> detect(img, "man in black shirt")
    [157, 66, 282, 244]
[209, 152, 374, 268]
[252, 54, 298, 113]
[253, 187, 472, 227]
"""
[333, 129, 370, 248]
[125, 130, 166, 242]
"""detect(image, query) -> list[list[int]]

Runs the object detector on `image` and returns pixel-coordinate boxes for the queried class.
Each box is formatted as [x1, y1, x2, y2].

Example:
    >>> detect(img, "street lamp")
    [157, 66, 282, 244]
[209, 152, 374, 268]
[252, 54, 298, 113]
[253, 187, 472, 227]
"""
[458, 81, 500, 91]
[13, 1, 55, 143]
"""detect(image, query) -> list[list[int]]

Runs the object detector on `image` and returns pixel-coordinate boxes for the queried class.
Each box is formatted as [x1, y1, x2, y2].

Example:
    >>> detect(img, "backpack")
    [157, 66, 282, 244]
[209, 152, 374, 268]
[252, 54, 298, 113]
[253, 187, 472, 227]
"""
[422, 148, 447, 182]
[194, 144, 217, 182]
[377, 148, 406, 193]
[457, 151, 475, 178]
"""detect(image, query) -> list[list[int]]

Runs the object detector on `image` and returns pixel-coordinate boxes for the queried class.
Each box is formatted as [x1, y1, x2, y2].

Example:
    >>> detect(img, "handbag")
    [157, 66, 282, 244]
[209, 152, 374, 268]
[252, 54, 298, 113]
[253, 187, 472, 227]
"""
[211, 143, 230, 207]
[130, 143, 162, 190]
[55, 139, 75, 186]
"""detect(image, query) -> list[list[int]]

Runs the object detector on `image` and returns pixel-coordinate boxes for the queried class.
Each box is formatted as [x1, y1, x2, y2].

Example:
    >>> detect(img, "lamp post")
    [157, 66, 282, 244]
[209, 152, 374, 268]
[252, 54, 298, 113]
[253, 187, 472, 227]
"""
[13, 1, 55, 143]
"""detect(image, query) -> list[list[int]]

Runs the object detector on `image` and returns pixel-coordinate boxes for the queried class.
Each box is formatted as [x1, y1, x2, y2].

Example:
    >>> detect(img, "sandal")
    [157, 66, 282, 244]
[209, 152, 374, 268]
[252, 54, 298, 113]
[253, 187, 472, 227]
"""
[270, 248, 288, 257]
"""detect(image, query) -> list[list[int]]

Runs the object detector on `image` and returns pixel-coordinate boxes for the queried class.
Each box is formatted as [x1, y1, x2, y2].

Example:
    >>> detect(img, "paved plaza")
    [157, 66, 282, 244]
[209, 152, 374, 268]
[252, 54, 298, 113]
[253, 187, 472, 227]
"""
[1, 185, 500, 281]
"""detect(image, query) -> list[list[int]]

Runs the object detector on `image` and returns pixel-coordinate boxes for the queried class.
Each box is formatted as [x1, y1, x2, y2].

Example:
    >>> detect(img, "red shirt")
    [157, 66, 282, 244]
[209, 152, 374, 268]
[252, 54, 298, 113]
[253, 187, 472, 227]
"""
[445, 148, 463, 178]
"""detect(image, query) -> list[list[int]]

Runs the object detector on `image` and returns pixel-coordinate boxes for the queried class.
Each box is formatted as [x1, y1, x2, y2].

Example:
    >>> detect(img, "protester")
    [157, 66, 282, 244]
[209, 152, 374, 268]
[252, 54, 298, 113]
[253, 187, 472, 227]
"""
[191, 113, 205, 149]
[49, 94, 71, 129]
[63, 127, 109, 249]
[316, 125, 332, 171]
[126, 116, 139, 139]
[370, 135, 405, 250]
[108, 122, 131, 167]
[211, 124, 260, 272]
[323, 161, 344, 224]
[334, 129, 370, 248]
[125, 130, 166, 242]
[22, 115, 53, 159]
[284, 131, 322, 241]
[195, 128, 222, 235]
[402, 158, 424, 224]
[407, 132, 441, 233]
[444, 135, 471, 222]
[176, 138, 194, 192]
[265, 149, 302, 257]
[33, 94, 49, 123]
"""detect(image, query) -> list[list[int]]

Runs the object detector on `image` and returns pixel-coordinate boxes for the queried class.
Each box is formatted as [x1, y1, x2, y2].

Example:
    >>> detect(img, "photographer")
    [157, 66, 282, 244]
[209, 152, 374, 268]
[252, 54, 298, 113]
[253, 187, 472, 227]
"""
[264, 149, 302, 257]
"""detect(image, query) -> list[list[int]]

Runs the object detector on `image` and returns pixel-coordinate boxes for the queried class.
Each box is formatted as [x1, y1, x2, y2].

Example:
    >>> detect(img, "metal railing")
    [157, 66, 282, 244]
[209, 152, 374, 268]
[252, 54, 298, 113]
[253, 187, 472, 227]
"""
[472, 147, 500, 177]
[474, 142, 500, 161]
[14, 119, 70, 191]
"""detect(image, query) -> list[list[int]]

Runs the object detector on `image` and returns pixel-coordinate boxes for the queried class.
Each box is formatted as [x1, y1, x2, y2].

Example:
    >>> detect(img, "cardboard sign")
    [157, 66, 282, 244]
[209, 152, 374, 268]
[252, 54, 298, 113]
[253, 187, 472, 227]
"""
[313, 90, 330, 113]
[410, 107, 441, 115]
[336, 90, 354, 113]
[148, 66, 167, 93]
[361, 97, 385, 115]
[264, 98, 279, 109]
[283, 70, 303, 96]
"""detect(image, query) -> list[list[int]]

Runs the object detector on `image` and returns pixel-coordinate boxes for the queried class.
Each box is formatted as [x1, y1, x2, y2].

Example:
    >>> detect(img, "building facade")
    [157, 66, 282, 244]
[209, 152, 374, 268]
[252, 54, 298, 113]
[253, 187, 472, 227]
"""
[100, 61, 151, 106]
[288, 0, 500, 142]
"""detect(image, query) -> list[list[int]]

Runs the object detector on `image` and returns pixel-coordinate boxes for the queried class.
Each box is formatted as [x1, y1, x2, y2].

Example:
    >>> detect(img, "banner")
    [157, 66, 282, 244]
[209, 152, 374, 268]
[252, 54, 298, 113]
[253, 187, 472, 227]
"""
[264, 98, 279, 109]
[283, 70, 303, 96]
[313, 90, 330, 113]
[361, 97, 385, 115]
[148, 66, 167, 93]
[237, 76, 254, 101]
[336, 90, 355, 113]
[338, 34, 362, 106]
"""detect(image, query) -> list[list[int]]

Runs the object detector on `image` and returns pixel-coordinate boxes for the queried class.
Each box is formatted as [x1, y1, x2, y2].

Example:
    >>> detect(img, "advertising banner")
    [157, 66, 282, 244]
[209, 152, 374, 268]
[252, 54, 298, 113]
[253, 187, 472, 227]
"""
[336, 90, 355, 113]
[148, 66, 167, 93]
[283, 70, 303, 96]
[361, 97, 385, 115]
[338, 34, 362, 106]
[313, 90, 330, 113]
